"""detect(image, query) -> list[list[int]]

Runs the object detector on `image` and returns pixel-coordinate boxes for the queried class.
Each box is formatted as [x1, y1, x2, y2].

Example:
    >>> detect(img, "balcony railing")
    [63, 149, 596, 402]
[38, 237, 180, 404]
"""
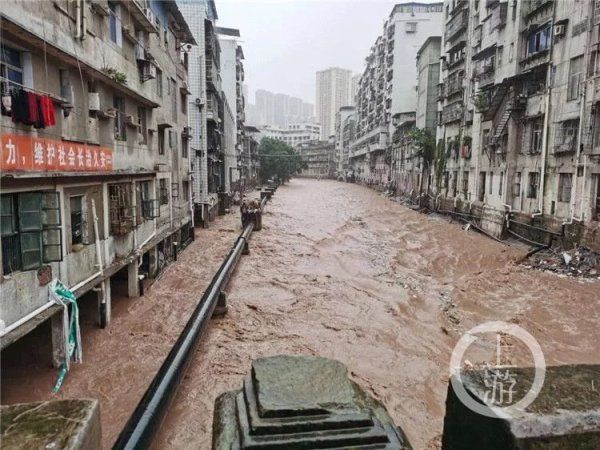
[490, 2, 508, 30]
[523, 0, 553, 19]
[442, 101, 464, 124]
[445, 74, 464, 97]
[445, 10, 468, 42]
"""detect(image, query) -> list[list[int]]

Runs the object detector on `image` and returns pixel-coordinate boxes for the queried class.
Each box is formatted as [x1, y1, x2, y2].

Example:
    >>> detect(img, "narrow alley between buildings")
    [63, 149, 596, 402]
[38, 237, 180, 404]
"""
[3, 178, 597, 449]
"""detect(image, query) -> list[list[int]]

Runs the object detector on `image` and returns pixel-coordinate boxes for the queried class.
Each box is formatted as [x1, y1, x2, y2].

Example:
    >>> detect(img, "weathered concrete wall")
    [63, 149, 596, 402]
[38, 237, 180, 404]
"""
[0, 399, 101, 450]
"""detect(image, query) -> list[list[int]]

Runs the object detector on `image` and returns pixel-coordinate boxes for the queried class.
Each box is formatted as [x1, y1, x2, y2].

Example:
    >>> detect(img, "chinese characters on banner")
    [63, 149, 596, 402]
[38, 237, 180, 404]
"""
[1, 133, 113, 172]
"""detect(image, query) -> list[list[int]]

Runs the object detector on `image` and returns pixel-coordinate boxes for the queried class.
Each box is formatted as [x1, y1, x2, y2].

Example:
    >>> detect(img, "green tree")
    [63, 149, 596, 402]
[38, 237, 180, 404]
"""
[258, 138, 306, 182]
[407, 128, 436, 200]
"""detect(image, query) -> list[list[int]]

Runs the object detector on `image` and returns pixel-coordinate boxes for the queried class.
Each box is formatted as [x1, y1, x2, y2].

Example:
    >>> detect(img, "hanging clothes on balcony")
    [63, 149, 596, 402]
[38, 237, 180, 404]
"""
[10, 88, 30, 124]
[39, 95, 56, 127]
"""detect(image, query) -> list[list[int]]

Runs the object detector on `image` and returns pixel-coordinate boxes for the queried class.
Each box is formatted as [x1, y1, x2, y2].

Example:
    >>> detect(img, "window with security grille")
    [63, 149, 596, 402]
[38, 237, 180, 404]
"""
[109, 184, 134, 236]
[1, 191, 62, 274]
[159, 179, 169, 205]
[70, 196, 85, 246]
[554, 119, 579, 153]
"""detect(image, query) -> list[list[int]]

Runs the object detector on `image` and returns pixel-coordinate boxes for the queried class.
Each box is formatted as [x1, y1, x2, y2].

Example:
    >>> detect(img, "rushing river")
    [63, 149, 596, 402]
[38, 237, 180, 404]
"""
[2, 178, 598, 449]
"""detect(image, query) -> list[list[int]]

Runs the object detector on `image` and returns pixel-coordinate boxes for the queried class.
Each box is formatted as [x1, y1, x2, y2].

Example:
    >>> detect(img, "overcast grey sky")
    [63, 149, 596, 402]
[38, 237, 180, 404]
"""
[216, 0, 401, 105]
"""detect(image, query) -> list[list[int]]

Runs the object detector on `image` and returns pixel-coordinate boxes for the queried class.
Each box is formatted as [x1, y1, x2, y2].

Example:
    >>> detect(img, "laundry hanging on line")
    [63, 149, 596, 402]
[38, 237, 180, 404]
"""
[5, 87, 56, 129]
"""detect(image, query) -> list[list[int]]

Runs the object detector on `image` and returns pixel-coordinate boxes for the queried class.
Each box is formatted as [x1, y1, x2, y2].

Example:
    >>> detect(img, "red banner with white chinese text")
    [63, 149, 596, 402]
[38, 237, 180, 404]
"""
[0, 133, 113, 172]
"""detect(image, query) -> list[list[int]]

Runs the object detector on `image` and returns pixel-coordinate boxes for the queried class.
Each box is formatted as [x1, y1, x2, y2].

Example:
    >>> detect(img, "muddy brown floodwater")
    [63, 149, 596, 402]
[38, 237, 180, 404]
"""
[2, 178, 599, 449]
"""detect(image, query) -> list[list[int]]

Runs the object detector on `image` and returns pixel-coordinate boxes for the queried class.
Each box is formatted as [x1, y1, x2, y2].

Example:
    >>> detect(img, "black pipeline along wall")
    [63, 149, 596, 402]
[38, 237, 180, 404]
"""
[113, 195, 270, 449]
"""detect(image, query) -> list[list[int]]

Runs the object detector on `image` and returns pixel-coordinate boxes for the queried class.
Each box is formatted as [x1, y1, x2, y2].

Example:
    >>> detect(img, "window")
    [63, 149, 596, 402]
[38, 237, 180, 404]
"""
[70, 196, 84, 246]
[0, 45, 23, 94]
[139, 180, 159, 220]
[181, 134, 188, 158]
[158, 129, 165, 155]
[568, 55, 584, 101]
[108, 2, 122, 47]
[109, 184, 134, 235]
[513, 172, 522, 197]
[163, 27, 169, 48]
[558, 173, 572, 203]
[181, 91, 187, 115]
[530, 118, 543, 154]
[508, 43, 514, 62]
[405, 22, 417, 33]
[489, 172, 494, 195]
[451, 171, 458, 197]
[462, 171, 469, 197]
[443, 171, 449, 190]
[171, 78, 177, 118]
[138, 107, 147, 145]
[156, 68, 163, 97]
[159, 178, 169, 205]
[554, 119, 579, 153]
[182, 181, 190, 201]
[1, 192, 62, 274]
[527, 23, 551, 57]
[527, 172, 539, 198]
[499, 172, 504, 196]
[113, 95, 126, 140]
[478, 172, 486, 201]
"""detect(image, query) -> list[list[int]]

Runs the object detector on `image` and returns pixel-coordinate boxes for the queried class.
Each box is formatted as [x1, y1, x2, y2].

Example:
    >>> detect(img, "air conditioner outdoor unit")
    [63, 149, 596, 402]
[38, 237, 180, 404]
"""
[554, 24, 565, 37]
[125, 114, 137, 125]
[135, 43, 146, 61]
[88, 92, 101, 111]
[142, 62, 157, 80]
[103, 108, 118, 118]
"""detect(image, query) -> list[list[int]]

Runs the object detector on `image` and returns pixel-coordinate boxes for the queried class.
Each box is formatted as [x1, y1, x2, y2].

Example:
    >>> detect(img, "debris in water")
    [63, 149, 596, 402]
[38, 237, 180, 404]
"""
[524, 245, 600, 279]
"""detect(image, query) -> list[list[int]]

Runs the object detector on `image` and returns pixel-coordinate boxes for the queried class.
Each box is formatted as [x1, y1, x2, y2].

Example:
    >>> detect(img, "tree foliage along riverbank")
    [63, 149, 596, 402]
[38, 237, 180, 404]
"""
[258, 138, 306, 182]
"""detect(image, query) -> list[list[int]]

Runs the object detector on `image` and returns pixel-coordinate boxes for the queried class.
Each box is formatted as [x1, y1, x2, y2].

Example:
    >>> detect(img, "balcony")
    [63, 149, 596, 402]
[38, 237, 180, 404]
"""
[477, 64, 495, 87]
[445, 9, 468, 43]
[205, 60, 220, 91]
[447, 55, 465, 70]
[445, 73, 464, 97]
[523, 0, 553, 20]
[442, 101, 464, 124]
[490, 2, 508, 30]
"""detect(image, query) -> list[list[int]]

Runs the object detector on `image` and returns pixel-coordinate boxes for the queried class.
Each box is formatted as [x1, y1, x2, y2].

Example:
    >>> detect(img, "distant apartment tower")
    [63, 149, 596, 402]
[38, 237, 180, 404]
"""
[335, 106, 357, 173]
[351, 74, 361, 106]
[255, 89, 275, 125]
[316, 67, 353, 139]
[350, 2, 443, 183]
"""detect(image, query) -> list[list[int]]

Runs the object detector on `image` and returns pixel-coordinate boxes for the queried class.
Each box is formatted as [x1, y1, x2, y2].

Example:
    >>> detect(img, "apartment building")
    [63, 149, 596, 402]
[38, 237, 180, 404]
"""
[334, 106, 356, 174]
[217, 27, 245, 194]
[393, 36, 441, 195]
[297, 141, 336, 178]
[251, 89, 314, 128]
[433, 0, 600, 249]
[257, 123, 321, 148]
[316, 67, 353, 140]
[242, 125, 260, 187]
[350, 2, 443, 184]
[0, 0, 195, 361]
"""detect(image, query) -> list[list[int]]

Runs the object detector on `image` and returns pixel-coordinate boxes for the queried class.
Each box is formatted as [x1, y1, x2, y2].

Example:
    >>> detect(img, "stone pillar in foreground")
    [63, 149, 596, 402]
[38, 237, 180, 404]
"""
[442, 364, 600, 449]
[1, 399, 101, 449]
[212, 355, 412, 449]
